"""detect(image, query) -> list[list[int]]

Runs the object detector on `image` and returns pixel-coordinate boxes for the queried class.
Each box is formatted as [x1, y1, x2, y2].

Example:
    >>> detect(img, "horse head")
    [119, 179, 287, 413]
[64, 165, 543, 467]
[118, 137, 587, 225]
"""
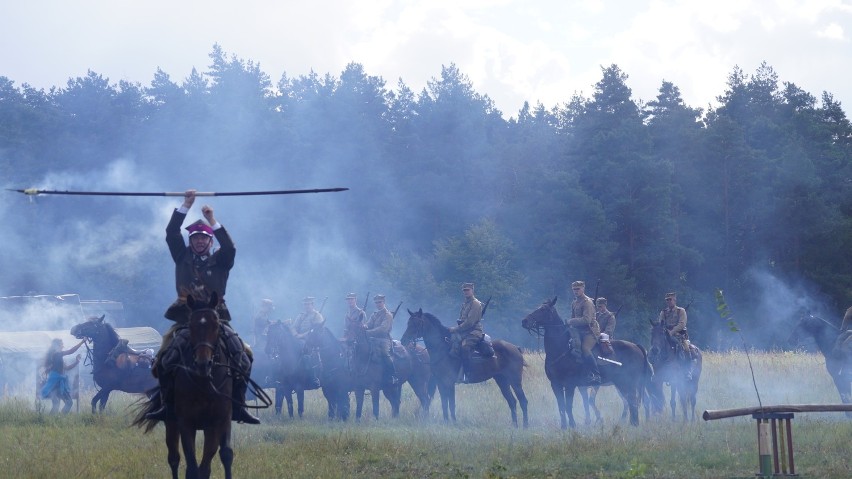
[648, 319, 674, 364]
[187, 292, 221, 378]
[521, 297, 560, 334]
[786, 311, 839, 353]
[70, 314, 106, 341]
[400, 308, 426, 345]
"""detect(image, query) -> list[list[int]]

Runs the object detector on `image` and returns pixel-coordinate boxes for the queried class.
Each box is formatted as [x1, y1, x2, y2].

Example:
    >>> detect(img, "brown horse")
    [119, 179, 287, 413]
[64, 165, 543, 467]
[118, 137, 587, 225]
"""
[648, 320, 703, 422]
[70, 315, 157, 413]
[400, 308, 529, 428]
[521, 297, 652, 428]
[134, 292, 235, 479]
[787, 311, 852, 417]
[350, 322, 432, 421]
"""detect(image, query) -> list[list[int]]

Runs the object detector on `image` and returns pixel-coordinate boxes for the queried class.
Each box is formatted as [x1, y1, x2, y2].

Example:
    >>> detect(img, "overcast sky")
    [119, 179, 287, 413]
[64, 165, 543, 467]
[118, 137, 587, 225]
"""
[2, 1, 850, 116]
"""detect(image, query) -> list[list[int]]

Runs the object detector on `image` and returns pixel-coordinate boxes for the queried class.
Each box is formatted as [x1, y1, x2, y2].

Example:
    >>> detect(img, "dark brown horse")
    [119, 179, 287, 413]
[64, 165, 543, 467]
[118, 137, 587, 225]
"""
[400, 308, 529, 428]
[304, 326, 352, 420]
[350, 322, 432, 421]
[134, 292, 235, 479]
[70, 315, 157, 413]
[788, 312, 852, 417]
[648, 320, 703, 422]
[258, 320, 309, 418]
[521, 297, 652, 428]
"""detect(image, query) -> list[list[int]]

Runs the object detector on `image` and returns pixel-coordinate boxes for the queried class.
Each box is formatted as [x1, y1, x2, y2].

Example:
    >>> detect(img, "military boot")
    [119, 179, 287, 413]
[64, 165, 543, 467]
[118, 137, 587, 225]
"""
[145, 380, 175, 421]
[584, 355, 602, 385]
[231, 377, 261, 424]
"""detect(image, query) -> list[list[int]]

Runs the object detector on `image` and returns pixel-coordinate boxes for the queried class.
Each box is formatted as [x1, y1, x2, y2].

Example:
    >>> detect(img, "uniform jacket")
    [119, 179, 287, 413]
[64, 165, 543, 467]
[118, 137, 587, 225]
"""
[569, 294, 600, 337]
[657, 306, 687, 335]
[366, 307, 393, 340]
[457, 297, 484, 337]
[596, 309, 616, 337]
[295, 309, 325, 335]
[343, 307, 367, 341]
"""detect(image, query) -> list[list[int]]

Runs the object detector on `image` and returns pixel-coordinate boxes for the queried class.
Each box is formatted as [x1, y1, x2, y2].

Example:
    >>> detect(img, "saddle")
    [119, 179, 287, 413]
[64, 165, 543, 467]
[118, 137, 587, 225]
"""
[107, 339, 154, 370]
[469, 334, 495, 359]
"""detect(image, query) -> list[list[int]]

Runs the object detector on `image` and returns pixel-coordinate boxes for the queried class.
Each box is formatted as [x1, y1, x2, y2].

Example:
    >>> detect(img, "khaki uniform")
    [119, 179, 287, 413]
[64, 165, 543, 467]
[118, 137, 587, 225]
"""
[294, 309, 325, 338]
[366, 306, 395, 379]
[567, 294, 599, 356]
[656, 306, 689, 352]
[453, 297, 484, 356]
[342, 307, 367, 342]
[596, 309, 616, 337]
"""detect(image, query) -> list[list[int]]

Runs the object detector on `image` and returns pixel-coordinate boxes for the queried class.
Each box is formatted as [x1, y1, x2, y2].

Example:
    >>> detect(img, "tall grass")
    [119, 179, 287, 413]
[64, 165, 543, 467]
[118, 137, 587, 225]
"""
[2, 351, 850, 478]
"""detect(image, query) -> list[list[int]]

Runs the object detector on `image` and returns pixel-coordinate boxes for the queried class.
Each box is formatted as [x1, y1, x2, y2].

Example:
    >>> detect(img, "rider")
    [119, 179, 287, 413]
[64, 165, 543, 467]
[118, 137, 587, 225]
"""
[654, 292, 696, 380]
[252, 298, 275, 347]
[449, 282, 484, 383]
[147, 189, 260, 424]
[293, 296, 325, 388]
[567, 280, 602, 385]
[595, 297, 616, 355]
[342, 292, 367, 342]
[366, 294, 398, 385]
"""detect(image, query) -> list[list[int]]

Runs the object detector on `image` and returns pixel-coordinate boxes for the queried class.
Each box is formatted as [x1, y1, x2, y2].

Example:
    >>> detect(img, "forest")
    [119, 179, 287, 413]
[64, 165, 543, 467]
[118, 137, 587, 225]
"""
[1, 44, 850, 350]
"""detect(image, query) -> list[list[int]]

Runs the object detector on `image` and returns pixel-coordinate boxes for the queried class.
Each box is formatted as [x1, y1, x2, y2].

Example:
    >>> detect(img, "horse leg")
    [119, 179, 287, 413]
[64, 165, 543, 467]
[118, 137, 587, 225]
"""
[565, 386, 578, 429]
[90, 389, 103, 414]
[511, 382, 529, 429]
[354, 388, 365, 423]
[371, 386, 381, 420]
[98, 390, 111, 413]
[448, 384, 457, 423]
[296, 388, 305, 418]
[589, 386, 604, 424]
[550, 382, 568, 430]
[386, 384, 401, 418]
[494, 376, 519, 428]
[165, 421, 180, 479]
[219, 425, 233, 479]
[578, 387, 592, 426]
[180, 428, 199, 479]
[285, 389, 295, 418]
[199, 429, 219, 479]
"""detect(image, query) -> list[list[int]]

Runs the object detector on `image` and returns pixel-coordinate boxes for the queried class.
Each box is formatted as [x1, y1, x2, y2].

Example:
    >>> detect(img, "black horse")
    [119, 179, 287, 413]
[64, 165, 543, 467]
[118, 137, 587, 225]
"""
[304, 326, 352, 421]
[257, 320, 310, 418]
[70, 315, 157, 413]
[521, 297, 652, 428]
[400, 308, 529, 428]
[788, 311, 852, 416]
[134, 292, 235, 479]
[647, 320, 703, 422]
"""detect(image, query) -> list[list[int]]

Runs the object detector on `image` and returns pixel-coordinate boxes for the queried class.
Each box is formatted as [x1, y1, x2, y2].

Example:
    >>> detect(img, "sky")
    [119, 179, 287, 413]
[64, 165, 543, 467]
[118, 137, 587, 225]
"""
[2, 0, 851, 117]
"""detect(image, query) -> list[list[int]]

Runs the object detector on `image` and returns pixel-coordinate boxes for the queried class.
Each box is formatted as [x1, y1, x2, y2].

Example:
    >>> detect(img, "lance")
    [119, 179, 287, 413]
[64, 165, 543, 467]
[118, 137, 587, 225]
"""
[7, 187, 348, 197]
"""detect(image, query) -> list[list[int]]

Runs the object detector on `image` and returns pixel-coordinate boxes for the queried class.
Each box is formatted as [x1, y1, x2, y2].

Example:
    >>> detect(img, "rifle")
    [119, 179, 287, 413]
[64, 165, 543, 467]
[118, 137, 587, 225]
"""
[361, 292, 370, 315]
[392, 301, 403, 318]
[481, 295, 493, 318]
[318, 296, 329, 314]
[592, 278, 601, 306]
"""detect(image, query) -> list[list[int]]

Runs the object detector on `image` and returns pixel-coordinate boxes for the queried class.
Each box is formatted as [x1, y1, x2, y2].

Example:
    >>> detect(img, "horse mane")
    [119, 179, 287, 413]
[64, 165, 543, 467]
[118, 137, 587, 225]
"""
[421, 311, 450, 333]
[101, 321, 120, 345]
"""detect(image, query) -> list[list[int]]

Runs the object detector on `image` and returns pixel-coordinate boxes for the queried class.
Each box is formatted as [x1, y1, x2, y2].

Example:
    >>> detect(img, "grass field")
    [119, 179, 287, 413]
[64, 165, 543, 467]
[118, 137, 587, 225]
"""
[3, 350, 851, 478]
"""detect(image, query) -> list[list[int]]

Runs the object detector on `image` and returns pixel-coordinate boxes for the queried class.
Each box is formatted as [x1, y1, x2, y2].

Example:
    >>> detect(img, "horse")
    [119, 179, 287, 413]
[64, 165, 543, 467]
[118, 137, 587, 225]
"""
[258, 320, 310, 418]
[400, 308, 529, 428]
[521, 297, 652, 428]
[70, 315, 157, 413]
[133, 292, 235, 479]
[647, 320, 703, 422]
[349, 321, 432, 421]
[787, 311, 852, 416]
[304, 326, 352, 421]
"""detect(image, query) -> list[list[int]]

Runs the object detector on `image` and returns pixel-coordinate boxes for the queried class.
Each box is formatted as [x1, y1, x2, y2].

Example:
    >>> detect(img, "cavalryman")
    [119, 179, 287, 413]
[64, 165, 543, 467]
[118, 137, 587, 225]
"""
[567, 281, 601, 385]
[342, 292, 367, 342]
[252, 298, 275, 347]
[366, 294, 398, 385]
[654, 292, 696, 380]
[148, 189, 259, 424]
[449, 282, 485, 383]
[293, 296, 325, 388]
[595, 297, 617, 338]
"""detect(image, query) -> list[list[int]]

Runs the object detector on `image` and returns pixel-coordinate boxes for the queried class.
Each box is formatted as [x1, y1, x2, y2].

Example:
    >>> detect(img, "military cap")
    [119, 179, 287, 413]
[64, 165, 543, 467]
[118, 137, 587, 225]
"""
[303, 296, 315, 303]
[186, 220, 214, 237]
[261, 299, 273, 305]
[345, 293, 357, 300]
[571, 281, 585, 288]
[461, 282, 474, 290]
[374, 294, 386, 302]
[596, 297, 607, 305]
[665, 292, 677, 299]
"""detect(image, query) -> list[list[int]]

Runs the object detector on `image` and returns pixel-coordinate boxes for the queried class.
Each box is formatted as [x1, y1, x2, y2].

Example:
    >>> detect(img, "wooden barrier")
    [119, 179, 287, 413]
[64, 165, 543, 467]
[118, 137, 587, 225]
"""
[703, 404, 852, 477]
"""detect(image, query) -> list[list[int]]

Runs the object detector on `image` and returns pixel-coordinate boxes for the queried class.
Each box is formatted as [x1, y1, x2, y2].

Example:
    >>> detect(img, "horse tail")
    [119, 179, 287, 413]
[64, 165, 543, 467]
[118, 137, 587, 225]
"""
[130, 387, 161, 433]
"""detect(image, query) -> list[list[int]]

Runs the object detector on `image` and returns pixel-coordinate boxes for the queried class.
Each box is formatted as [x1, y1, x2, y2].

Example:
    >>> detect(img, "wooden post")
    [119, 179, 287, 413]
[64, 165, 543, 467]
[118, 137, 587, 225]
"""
[752, 412, 797, 477]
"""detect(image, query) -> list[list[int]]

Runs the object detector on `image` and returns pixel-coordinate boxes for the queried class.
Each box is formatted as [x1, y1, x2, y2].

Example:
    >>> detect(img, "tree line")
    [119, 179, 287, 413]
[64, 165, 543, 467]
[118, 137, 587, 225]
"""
[1, 45, 850, 349]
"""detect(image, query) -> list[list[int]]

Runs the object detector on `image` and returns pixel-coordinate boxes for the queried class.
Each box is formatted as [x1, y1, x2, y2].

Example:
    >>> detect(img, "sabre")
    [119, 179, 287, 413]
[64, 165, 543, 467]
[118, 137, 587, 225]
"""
[597, 356, 622, 366]
[7, 187, 349, 197]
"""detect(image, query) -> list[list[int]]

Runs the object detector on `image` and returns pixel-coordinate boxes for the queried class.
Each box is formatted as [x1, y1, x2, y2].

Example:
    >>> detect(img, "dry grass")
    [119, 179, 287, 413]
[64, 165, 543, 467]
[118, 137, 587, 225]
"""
[1, 350, 850, 478]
